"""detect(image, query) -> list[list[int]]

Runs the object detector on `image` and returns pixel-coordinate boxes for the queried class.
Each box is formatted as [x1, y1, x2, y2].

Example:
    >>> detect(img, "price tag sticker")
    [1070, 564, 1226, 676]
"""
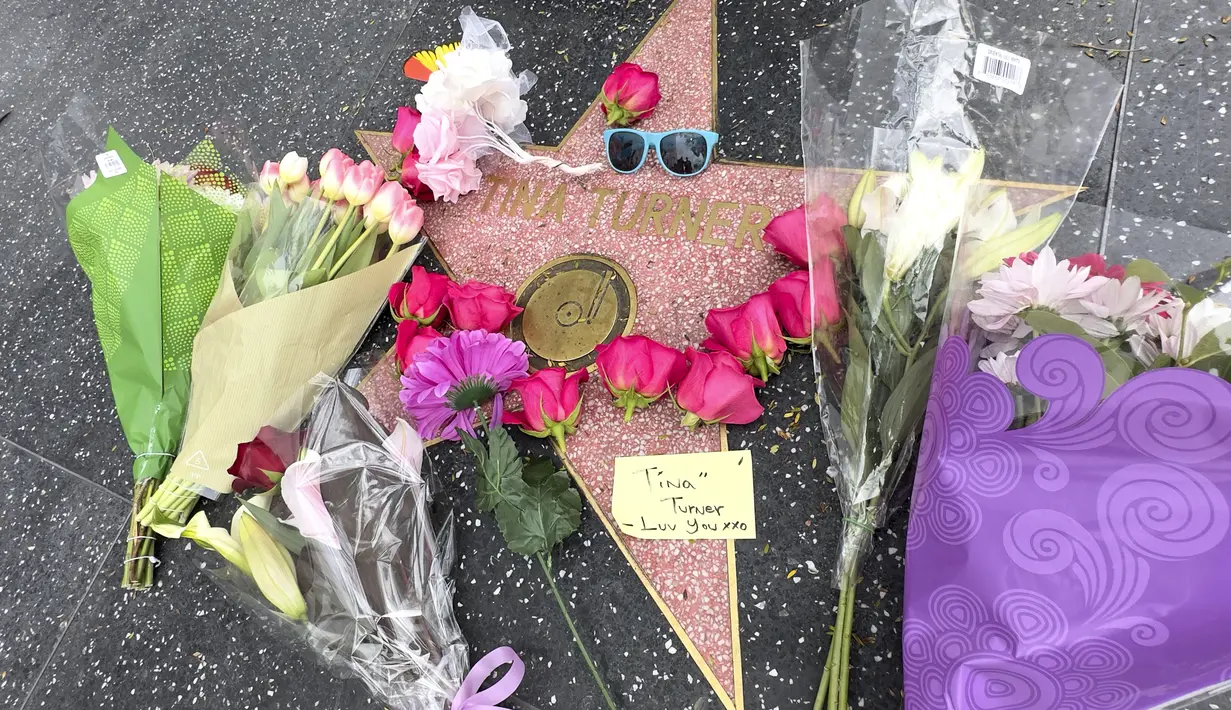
[95, 150, 127, 178]
[973, 44, 1031, 95]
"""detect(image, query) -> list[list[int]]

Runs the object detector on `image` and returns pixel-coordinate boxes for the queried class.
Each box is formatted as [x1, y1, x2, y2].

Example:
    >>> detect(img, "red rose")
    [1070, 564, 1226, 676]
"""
[594, 335, 688, 421]
[229, 426, 302, 493]
[600, 62, 661, 126]
[389, 265, 452, 326]
[675, 348, 764, 428]
[446, 280, 523, 332]
[701, 292, 788, 382]
[395, 319, 442, 374]
[763, 196, 846, 268]
[503, 368, 590, 449]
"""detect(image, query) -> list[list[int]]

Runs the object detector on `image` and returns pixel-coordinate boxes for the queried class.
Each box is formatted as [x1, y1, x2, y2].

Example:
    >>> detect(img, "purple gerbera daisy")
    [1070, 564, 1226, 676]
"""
[399, 329, 529, 440]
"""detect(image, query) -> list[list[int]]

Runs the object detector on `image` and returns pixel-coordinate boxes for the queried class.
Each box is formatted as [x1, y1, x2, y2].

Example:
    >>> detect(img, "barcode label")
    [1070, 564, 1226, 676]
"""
[95, 150, 126, 178]
[973, 44, 1030, 95]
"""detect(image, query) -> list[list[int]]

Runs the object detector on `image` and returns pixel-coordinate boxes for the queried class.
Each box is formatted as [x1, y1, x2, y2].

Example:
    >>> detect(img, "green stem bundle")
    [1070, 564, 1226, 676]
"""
[121, 479, 158, 590]
[813, 581, 857, 710]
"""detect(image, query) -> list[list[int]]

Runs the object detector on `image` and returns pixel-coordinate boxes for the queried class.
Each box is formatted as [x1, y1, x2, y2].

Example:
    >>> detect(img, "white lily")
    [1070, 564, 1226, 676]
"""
[234, 492, 308, 620]
[863, 150, 986, 281]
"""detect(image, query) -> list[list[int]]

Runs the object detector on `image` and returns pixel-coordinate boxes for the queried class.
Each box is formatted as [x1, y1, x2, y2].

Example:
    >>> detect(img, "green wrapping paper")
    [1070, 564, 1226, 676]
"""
[66, 128, 235, 588]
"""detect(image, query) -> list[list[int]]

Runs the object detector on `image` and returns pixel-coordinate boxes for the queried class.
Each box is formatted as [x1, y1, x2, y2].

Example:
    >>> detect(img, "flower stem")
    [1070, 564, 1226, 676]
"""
[880, 300, 914, 357]
[121, 479, 158, 590]
[303, 198, 335, 257]
[536, 552, 619, 710]
[310, 204, 355, 272]
[812, 603, 841, 710]
[624, 400, 637, 422]
[327, 222, 378, 279]
[837, 580, 855, 710]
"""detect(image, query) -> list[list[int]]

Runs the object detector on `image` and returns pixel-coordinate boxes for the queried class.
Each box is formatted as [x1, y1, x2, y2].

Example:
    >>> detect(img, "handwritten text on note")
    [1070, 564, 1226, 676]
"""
[611, 450, 756, 540]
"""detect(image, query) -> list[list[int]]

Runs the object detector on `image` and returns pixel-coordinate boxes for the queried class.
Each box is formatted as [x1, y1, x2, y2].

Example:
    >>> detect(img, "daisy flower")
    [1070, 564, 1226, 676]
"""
[1151, 298, 1231, 362]
[399, 329, 529, 440]
[977, 351, 1019, 385]
[967, 247, 1114, 340]
[1079, 275, 1170, 335]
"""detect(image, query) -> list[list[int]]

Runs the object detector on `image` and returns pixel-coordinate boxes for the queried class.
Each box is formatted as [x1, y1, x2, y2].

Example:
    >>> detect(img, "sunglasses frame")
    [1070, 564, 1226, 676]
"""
[602, 128, 720, 177]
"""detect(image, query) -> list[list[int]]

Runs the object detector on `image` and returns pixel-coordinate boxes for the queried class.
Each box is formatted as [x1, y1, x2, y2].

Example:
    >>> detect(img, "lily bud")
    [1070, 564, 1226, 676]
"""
[233, 495, 307, 620]
[847, 169, 876, 229]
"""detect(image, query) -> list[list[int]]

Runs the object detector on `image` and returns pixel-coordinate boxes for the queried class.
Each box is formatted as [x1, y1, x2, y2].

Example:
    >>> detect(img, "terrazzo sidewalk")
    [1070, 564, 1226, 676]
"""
[1, 0, 1229, 708]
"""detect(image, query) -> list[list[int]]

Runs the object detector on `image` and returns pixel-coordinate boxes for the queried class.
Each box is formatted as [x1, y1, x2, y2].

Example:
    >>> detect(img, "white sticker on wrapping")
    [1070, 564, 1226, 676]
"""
[95, 150, 126, 178]
[973, 44, 1031, 95]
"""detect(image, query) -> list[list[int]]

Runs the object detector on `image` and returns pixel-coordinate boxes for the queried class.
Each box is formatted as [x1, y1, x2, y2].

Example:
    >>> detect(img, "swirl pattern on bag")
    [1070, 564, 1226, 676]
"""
[904, 334, 1231, 710]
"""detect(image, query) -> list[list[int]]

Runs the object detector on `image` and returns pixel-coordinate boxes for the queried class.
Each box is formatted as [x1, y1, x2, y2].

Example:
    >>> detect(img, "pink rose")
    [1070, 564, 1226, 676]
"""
[416, 152, 482, 203]
[388, 265, 452, 326]
[391, 106, 421, 155]
[601, 63, 661, 126]
[399, 150, 435, 202]
[395, 319, 442, 374]
[503, 368, 590, 449]
[412, 108, 459, 164]
[1004, 251, 1039, 267]
[445, 280, 523, 332]
[701, 293, 788, 382]
[768, 267, 841, 342]
[594, 335, 688, 421]
[676, 348, 764, 428]
[764, 198, 847, 268]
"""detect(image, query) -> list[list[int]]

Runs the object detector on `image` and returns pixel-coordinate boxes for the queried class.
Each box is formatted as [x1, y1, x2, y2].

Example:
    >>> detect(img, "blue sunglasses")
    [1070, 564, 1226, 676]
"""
[603, 128, 720, 177]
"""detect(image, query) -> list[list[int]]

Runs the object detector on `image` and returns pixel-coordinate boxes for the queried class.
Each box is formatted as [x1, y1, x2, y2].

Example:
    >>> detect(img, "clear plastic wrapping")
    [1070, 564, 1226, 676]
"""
[800, 0, 1122, 587]
[206, 377, 467, 708]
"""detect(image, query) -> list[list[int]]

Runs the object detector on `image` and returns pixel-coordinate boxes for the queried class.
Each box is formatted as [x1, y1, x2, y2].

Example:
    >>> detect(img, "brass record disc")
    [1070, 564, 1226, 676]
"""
[510, 254, 637, 371]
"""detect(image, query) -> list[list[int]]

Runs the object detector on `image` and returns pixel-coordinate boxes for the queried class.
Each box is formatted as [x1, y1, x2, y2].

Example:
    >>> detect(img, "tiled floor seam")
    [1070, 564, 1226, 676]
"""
[15, 521, 127, 710]
[0, 435, 128, 505]
[1099, 0, 1145, 253]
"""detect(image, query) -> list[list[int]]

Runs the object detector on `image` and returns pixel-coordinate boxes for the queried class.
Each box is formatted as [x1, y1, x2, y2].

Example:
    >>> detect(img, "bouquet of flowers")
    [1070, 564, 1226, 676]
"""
[47, 108, 246, 590]
[137, 148, 424, 539]
[903, 237, 1231, 708]
[799, 0, 1122, 705]
[151, 377, 468, 708]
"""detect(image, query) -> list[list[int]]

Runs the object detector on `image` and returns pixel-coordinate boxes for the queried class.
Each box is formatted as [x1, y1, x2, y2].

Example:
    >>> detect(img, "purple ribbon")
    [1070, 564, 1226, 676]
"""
[452, 646, 525, 710]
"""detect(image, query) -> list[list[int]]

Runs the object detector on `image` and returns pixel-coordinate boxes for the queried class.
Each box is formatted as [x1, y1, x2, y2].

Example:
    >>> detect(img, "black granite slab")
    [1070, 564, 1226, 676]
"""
[0, 440, 126, 710]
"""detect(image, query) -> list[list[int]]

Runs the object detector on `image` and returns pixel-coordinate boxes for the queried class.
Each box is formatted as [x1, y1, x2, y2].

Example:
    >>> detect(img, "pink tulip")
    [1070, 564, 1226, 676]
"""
[389, 265, 452, 325]
[258, 160, 280, 194]
[388, 201, 425, 245]
[399, 151, 434, 202]
[503, 368, 590, 449]
[764, 197, 847, 268]
[601, 62, 661, 127]
[367, 180, 408, 224]
[283, 175, 312, 203]
[391, 106, 422, 155]
[701, 293, 788, 382]
[676, 348, 764, 428]
[319, 150, 354, 201]
[395, 319, 442, 374]
[594, 335, 687, 421]
[445, 280, 523, 332]
[341, 160, 384, 206]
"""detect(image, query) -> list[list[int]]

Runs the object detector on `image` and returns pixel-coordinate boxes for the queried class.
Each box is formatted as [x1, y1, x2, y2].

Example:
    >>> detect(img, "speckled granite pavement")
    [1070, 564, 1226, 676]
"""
[0, 0, 1228, 708]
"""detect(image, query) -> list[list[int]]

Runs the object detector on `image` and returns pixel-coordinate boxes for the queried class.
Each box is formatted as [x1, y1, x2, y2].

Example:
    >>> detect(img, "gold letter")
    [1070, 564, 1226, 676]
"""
[588, 187, 616, 227]
[507, 180, 542, 219]
[534, 183, 568, 223]
[701, 201, 738, 246]
[479, 175, 510, 213]
[498, 179, 522, 215]
[733, 204, 773, 249]
[611, 191, 647, 231]
[670, 196, 710, 241]
[639, 192, 675, 237]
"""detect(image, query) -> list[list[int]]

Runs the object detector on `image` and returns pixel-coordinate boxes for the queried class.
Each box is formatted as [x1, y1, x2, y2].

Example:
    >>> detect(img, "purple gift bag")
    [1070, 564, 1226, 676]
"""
[904, 332, 1231, 709]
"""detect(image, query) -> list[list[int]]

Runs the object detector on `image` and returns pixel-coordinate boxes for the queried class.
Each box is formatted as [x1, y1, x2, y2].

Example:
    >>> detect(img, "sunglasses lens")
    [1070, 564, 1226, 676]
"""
[607, 131, 646, 172]
[659, 132, 711, 176]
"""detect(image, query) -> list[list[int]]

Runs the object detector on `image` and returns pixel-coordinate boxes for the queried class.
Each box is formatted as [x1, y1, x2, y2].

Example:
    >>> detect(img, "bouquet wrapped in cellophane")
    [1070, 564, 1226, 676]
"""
[151, 377, 467, 707]
[137, 149, 425, 531]
[46, 100, 248, 589]
[799, 0, 1122, 705]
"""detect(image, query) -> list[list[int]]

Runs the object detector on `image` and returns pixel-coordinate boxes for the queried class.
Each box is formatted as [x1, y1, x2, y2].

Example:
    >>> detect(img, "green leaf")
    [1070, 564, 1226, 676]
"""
[331, 231, 377, 279]
[1175, 283, 1207, 307]
[859, 236, 886, 316]
[1186, 322, 1231, 368]
[299, 268, 328, 289]
[1150, 353, 1175, 369]
[460, 427, 526, 514]
[238, 498, 307, 555]
[839, 323, 872, 471]
[502, 466, 582, 557]
[1122, 259, 1171, 285]
[879, 347, 937, 453]
[1099, 348, 1136, 397]
[1024, 310, 1101, 346]
[842, 225, 864, 272]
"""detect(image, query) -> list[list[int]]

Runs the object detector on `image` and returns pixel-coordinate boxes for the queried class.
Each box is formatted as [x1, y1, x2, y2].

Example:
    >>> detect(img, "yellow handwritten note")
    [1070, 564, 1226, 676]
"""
[611, 450, 756, 540]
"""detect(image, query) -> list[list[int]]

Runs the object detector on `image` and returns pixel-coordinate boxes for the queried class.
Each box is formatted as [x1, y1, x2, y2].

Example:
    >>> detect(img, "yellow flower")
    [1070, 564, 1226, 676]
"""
[403, 42, 460, 81]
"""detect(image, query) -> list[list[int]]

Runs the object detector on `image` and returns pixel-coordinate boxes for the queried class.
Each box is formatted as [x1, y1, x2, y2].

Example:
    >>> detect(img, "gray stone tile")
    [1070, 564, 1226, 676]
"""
[1105, 0, 1231, 268]
[0, 439, 126, 710]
